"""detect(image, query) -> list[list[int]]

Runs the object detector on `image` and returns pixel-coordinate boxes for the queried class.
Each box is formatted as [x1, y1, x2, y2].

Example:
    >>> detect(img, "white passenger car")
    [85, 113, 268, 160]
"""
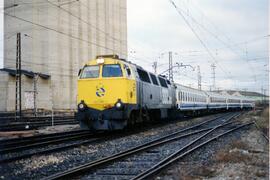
[175, 84, 208, 111]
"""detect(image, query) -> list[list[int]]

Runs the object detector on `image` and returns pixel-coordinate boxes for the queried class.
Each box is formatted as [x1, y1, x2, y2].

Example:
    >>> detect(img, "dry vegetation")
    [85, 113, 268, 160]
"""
[172, 109, 269, 180]
[257, 108, 269, 135]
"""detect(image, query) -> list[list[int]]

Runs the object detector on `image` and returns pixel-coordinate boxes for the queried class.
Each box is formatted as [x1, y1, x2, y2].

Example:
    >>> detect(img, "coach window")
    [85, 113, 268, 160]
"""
[137, 68, 151, 83]
[181, 92, 183, 101]
[150, 73, 159, 85]
[102, 64, 123, 77]
[80, 65, 100, 79]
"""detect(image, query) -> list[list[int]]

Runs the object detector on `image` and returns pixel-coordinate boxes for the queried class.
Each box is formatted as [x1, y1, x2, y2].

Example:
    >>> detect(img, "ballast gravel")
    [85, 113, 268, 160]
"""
[0, 113, 244, 180]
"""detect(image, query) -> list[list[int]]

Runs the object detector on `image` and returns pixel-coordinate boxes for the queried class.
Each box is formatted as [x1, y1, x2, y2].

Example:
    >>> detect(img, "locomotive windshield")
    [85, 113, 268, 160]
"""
[102, 64, 123, 77]
[80, 66, 99, 78]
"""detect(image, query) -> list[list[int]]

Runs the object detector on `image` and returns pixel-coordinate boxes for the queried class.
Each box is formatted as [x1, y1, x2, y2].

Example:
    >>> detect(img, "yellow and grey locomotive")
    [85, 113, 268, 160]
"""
[77, 55, 255, 131]
[77, 55, 175, 130]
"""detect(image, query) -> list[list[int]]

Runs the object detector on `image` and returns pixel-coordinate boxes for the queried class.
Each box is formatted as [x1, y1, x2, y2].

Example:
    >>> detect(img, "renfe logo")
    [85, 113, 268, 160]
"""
[96, 85, 105, 97]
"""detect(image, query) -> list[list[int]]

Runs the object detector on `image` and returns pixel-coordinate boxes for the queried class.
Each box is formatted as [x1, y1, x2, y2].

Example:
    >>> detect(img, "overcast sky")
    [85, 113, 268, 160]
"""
[127, 0, 269, 94]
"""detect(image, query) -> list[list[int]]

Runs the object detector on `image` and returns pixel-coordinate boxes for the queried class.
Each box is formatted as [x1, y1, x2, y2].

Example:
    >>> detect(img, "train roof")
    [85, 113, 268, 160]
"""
[90, 54, 172, 82]
[175, 84, 207, 95]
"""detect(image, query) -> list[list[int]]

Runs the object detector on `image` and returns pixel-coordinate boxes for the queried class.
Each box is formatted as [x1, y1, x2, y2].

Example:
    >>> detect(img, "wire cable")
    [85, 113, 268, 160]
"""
[168, 0, 233, 80]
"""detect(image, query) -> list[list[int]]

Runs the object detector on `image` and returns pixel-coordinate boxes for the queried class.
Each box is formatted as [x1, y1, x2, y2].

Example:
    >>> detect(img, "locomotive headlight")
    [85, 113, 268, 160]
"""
[79, 103, 85, 109]
[78, 101, 87, 111]
[97, 58, 104, 64]
[115, 99, 123, 110]
[116, 102, 122, 108]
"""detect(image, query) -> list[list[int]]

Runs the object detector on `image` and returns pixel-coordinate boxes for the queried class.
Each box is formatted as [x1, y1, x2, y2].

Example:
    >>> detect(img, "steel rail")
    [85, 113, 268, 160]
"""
[1, 130, 90, 148]
[0, 118, 78, 131]
[133, 122, 253, 179]
[0, 133, 94, 154]
[0, 137, 102, 164]
[42, 112, 238, 180]
[0, 129, 87, 144]
[2, 124, 235, 164]
[0, 114, 228, 164]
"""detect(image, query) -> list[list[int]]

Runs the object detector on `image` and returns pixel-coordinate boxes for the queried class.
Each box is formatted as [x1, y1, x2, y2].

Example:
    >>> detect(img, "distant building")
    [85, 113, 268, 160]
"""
[213, 90, 269, 103]
[0, 0, 127, 112]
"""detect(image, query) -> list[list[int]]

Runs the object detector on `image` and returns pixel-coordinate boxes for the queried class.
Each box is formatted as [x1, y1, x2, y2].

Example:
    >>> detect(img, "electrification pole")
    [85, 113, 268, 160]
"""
[152, 61, 157, 74]
[15, 33, 22, 121]
[168, 51, 173, 82]
[33, 74, 39, 117]
[211, 63, 216, 91]
[197, 65, 201, 90]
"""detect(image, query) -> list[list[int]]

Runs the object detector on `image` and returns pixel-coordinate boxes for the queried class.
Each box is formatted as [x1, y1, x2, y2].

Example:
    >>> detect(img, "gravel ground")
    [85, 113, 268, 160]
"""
[155, 109, 269, 180]
[79, 125, 239, 180]
[0, 113, 228, 180]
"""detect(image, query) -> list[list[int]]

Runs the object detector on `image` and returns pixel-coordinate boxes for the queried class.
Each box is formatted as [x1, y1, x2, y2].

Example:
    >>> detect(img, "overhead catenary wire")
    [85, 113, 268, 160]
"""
[168, 0, 233, 81]
[4, 13, 127, 58]
[6, 0, 126, 46]
[175, 0, 268, 82]
[4, 2, 154, 71]
[45, 0, 125, 45]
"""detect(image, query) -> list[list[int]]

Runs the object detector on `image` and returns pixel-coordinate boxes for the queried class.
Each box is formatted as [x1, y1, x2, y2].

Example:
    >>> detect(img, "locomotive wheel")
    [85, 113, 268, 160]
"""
[127, 112, 136, 127]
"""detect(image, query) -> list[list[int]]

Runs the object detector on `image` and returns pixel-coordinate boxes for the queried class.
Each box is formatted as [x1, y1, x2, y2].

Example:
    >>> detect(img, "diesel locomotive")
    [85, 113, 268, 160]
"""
[76, 55, 254, 130]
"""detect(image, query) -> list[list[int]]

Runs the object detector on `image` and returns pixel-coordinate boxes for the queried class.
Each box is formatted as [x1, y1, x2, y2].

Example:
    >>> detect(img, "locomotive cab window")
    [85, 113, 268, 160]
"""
[80, 65, 100, 79]
[150, 73, 159, 85]
[124, 64, 132, 78]
[102, 64, 123, 77]
[137, 68, 151, 83]
[158, 77, 168, 88]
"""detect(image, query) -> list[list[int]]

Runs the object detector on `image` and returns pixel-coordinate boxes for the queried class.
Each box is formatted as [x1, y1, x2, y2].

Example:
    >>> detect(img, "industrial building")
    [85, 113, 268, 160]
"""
[0, 0, 127, 112]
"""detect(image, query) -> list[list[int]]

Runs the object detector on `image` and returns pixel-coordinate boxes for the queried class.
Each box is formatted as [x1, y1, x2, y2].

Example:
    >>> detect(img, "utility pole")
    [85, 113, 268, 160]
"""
[168, 51, 173, 82]
[50, 80, 54, 126]
[152, 61, 157, 74]
[15, 33, 22, 121]
[197, 65, 201, 90]
[263, 89, 266, 107]
[211, 63, 216, 91]
[33, 74, 39, 117]
[243, 88, 247, 97]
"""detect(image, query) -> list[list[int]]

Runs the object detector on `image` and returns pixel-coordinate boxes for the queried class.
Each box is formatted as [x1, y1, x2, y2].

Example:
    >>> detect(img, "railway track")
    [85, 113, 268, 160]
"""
[42, 112, 252, 180]
[0, 113, 229, 164]
[0, 116, 78, 131]
[0, 130, 101, 163]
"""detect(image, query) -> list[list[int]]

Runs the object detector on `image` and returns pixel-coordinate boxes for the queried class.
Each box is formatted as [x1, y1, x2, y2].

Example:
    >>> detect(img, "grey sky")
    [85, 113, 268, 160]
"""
[127, 0, 269, 94]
